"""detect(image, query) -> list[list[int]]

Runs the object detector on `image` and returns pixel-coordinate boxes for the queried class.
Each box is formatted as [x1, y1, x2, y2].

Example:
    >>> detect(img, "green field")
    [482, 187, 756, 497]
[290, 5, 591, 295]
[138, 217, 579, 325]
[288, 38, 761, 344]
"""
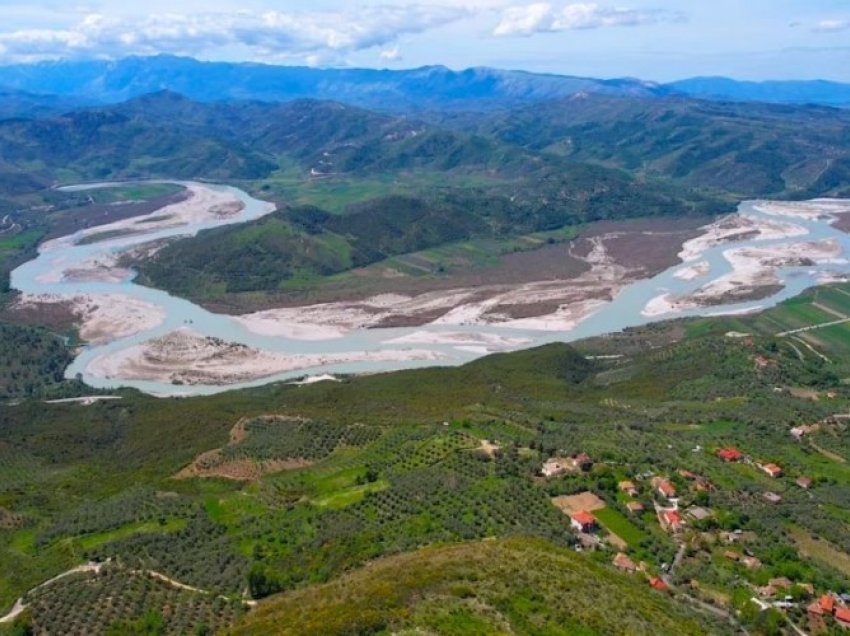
[594, 507, 647, 546]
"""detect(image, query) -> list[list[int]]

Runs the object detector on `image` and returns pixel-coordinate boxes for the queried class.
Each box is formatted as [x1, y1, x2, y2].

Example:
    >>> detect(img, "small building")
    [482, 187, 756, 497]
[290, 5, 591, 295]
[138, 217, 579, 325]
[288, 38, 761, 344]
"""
[741, 556, 762, 570]
[797, 476, 813, 489]
[686, 506, 712, 522]
[658, 508, 683, 533]
[791, 425, 818, 440]
[541, 458, 570, 478]
[678, 469, 698, 480]
[613, 552, 637, 572]
[758, 585, 777, 599]
[754, 355, 776, 369]
[619, 480, 638, 497]
[761, 463, 783, 478]
[835, 607, 850, 628]
[656, 479, 677, 499]
[717, 447, 744, 462]
[808, 600, 828, 634]
[724, 550, 740, 561]
[694, 477, 715, 492]
[574, 453, 593, 472]
[763, 491, 783, 504]
[625, 501, 644, 514]
[649, 577, 669, 592]
[769, 577, 793, 590]
[571, 510, 598, 533]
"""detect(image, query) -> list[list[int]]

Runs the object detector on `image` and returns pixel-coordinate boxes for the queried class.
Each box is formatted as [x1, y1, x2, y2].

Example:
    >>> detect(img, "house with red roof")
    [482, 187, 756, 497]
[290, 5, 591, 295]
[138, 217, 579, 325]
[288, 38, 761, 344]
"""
[761, 463, 783, 478]
[613, 552, 637, 572]
[658, 508, 683, 533]
[649, 577, 669, 591]
[717, 447, 744, 462]
[570, 510, 598, 533]
[656, 479, 677, 499]
[820, 594, 835, 614]
[835, 606, 850, 627]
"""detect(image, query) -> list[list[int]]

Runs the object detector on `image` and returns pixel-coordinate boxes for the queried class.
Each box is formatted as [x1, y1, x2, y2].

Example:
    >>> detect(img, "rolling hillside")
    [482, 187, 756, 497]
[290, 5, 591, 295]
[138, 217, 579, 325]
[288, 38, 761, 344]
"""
[227, 537, 726, 635]
[463, 93, 850, 197]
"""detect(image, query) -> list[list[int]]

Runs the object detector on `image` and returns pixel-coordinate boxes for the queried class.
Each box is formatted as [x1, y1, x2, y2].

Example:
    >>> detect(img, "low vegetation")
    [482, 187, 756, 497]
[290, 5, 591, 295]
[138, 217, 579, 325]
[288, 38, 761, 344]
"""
[0, 322, 73, 398]
[227, 537, 727, 635]
[1, 287, 850, 633]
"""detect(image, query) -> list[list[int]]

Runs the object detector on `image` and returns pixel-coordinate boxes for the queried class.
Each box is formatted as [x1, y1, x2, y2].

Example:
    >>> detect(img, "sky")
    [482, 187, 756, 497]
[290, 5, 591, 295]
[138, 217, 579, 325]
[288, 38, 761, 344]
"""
[0, 0, 848, 81]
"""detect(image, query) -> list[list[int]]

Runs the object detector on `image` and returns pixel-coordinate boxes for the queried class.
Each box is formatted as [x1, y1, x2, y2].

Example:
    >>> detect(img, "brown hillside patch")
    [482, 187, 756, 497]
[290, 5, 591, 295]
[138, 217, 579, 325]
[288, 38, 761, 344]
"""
[0, 506, 25, 529]
[174, 415, 311, 481]
[551, 491, 606, 515]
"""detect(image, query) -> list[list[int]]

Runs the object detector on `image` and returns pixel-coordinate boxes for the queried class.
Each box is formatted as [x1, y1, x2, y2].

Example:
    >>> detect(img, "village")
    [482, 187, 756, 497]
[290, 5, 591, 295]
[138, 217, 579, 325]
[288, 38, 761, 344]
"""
[539, 426, 850, 634]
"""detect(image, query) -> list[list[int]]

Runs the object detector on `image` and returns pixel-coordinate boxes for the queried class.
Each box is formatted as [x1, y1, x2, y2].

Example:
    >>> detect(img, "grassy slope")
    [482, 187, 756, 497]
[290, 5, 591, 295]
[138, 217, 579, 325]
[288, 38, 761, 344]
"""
[227, 537, 725, 636]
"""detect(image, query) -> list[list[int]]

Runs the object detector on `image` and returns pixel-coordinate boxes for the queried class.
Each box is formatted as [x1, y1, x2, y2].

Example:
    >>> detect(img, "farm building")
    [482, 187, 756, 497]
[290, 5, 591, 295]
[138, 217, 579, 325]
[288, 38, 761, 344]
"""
[570, 510, 598, 533]
[716, 447, 744, 462]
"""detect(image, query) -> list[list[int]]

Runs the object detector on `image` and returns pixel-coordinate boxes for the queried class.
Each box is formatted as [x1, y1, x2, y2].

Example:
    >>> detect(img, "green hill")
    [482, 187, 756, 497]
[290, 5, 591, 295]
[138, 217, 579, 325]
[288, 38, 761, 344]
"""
[462, 94, 850, 197]
[226, 537, 727, 636]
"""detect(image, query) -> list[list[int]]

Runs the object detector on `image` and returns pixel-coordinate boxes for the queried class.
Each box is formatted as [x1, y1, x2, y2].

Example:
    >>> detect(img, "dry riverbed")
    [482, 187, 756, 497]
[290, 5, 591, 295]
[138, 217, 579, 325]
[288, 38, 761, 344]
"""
[236, 221, 705, 340]
[643, 203, 848, 317]
[86, 328, 443, 386]
[11, 293, 166, 344]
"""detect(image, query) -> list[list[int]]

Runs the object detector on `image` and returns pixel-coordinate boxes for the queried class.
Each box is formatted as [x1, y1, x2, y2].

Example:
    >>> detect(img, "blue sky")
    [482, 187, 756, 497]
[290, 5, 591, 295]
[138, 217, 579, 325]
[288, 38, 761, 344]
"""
[0, 0, 848, 81]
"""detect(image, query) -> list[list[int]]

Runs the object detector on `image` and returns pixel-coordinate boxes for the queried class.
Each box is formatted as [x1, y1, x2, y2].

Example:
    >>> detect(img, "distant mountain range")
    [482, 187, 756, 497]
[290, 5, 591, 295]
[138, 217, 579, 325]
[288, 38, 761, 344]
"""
[1, 55, 848, 112]
[667, 77, 850, 108]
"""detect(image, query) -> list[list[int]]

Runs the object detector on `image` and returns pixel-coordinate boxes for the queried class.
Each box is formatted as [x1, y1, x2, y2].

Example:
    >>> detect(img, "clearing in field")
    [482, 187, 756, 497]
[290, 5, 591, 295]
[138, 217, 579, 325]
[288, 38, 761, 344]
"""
[174, 415, 312, 481]
[788, 525, 850, 578]
[551, 491, 606, 514]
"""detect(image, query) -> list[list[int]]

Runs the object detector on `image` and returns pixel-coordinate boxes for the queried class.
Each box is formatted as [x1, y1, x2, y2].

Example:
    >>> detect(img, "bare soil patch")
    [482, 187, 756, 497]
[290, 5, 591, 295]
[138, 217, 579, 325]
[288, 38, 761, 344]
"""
[196, 215, 711, 315]
[175, 415, 313, 481]
[0, 506, 24, 529]
[0, 298, 78, 332]
[476, 439, 501, 458]
[42, 190, 190, 242]
[175, 452, 312, 481]
[578, 216, 712, 275]
[551, 491, 606, 515]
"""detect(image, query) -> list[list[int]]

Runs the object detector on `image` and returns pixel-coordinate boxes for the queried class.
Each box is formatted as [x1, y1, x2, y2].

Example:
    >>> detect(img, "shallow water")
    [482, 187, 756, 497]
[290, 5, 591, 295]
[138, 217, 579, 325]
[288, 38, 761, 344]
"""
[11, 183, 850, 396]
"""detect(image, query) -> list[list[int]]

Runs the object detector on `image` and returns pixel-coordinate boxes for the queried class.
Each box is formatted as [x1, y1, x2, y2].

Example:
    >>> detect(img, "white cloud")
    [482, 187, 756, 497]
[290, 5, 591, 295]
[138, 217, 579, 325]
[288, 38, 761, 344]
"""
[494, 2, 680, 37]
[379, 45, 403, 61]
[0, 5, 471, 63]
[814, 19, 850, 33]
[493, 3, 553, 36]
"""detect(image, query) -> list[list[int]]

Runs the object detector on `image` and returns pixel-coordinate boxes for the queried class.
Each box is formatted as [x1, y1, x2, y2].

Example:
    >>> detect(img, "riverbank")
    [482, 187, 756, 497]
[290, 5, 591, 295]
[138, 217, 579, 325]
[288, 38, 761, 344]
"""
[10, 179, 850, 396]
[235, 227, 684, 340]
[11, 293, 166, 344]
[86, 328, 444, 386]
[643, 239, 845, 317]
